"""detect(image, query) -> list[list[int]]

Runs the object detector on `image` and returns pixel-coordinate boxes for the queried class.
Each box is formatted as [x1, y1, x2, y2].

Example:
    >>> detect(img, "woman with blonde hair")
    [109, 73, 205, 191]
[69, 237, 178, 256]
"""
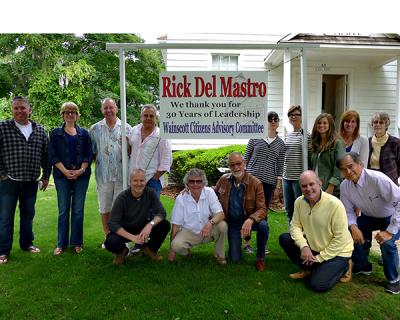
[48, 102, 92, 255]
[339, 110, 368, 166]
[310, 113, 345, 197]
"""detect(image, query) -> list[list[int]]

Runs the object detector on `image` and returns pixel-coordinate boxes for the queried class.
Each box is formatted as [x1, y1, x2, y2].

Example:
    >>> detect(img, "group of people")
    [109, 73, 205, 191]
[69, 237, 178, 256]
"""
[1, 96, 399, 295]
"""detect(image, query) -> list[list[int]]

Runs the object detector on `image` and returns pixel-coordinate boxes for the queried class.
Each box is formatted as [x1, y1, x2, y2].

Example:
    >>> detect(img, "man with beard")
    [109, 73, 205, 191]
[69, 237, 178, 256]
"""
[214, 152, 268, 271]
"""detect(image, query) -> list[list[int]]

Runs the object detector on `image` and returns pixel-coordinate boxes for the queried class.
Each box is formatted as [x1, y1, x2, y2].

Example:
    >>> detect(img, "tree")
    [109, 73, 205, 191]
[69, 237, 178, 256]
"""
[0, 34, 164, 129]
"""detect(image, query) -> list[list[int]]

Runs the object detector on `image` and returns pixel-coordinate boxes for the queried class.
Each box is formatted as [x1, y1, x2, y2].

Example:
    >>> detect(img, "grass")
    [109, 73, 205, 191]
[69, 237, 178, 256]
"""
[0, 176, 399, 320]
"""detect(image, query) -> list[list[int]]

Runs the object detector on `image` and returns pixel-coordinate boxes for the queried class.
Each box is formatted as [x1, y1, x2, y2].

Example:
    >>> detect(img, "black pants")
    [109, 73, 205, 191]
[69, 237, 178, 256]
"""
[105, 220, 170, 254]
[279, 233, 349, 292]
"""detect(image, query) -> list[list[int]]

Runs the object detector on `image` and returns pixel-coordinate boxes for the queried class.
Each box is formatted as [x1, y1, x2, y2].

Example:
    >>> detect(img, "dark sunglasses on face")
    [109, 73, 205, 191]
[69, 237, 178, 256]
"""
[289, 113, 301, 117]
[268, 118, 279, 123]
[188, 179, 203, 184]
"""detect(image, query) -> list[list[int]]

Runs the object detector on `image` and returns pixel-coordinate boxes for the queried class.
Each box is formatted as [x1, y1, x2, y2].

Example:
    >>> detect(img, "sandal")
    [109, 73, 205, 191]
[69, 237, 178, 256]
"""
[53, 247, 64, 256]
[74, 246, 83, 254]
[27, 245, 40, 253]
[0, 255, 8, 264]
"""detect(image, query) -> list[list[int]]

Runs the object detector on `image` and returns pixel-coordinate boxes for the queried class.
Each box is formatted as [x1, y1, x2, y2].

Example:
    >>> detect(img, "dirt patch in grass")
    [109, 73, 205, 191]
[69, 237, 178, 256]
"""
[161, 185, 184, 199]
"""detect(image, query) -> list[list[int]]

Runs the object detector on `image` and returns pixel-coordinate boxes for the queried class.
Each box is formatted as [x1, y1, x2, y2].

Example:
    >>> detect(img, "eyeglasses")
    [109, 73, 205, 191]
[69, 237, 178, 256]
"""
[63, 111, 77, 115]
[228, 161, 243, 168]
[373, 120, 385, 125]
[268, 118, 279, 123]
[188, 179, 203, 184]
[289, 113, 301, 117]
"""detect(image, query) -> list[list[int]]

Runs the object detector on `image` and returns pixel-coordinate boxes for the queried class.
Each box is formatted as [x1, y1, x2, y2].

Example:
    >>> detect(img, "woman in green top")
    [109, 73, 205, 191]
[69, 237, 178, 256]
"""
[310, 113, 345, 198]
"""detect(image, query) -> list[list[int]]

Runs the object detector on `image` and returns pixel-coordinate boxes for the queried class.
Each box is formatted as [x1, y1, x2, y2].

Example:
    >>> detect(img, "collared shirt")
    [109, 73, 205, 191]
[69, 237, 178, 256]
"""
[171, 187, 223, 234]
[89, 118, 132, 184]
[340, 168, 400, 235]
[228, 176, 245, 220]
[128, 123, 172, 184]
[0, 119, 51, 181]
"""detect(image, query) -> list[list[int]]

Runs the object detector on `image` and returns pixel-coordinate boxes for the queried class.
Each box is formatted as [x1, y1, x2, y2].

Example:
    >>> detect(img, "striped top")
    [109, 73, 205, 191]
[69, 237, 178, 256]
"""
[283, 130, 311, 180]
[244, 137, 285, 185]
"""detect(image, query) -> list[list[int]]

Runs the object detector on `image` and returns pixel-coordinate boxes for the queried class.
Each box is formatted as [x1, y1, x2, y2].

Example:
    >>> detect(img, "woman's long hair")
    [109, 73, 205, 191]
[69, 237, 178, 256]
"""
[311, 113, 337, 152]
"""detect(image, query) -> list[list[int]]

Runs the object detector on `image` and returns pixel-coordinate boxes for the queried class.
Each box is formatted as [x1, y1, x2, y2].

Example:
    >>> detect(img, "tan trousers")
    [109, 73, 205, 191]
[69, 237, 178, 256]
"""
[171, 221, 228, 258]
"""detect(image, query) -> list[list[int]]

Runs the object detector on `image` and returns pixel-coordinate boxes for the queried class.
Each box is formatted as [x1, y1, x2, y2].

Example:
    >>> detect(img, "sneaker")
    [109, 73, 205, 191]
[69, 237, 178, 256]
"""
[353, 262, 372, 275]
[143, 247, 163, 262]
[265, 248, 271, 255]
[255, 260, 267, 272]
[289, 270, 311, 279]
[101, 243, 106, 249]
[384, 281, 400, 294]
[243, 244, 254, 254]
[340, 259, 353, 283]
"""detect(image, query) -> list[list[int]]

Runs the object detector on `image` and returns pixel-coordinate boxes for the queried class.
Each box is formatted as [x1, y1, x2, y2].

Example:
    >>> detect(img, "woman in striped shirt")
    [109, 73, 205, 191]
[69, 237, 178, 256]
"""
[244, 111, 285, 253]
[282, 105, 310, 222]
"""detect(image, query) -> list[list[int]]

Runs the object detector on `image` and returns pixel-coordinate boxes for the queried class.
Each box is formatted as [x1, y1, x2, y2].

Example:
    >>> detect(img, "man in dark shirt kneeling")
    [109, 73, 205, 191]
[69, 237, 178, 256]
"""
[105, 169, 170, 265]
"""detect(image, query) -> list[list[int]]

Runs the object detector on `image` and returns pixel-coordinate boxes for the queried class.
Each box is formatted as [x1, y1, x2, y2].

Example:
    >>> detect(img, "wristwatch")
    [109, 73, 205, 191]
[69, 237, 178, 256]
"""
[150, 221, 155, 227]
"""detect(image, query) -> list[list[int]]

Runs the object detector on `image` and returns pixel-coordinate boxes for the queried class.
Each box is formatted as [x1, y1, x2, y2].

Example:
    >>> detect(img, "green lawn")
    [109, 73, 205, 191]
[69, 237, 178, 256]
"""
[0, 176, 398, 320]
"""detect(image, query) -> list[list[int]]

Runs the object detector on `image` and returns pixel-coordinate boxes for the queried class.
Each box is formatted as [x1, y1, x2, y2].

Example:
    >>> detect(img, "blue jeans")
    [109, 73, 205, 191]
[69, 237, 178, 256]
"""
[262, 182, 275, 209]
[279, 233, 349, 292]
[283, 179, 302, 222]
[146, 178, 162, 198]
[0, 179, 38, 255]
[352, 214, 400, 283]
[228, 218, 269, 262]
[54, 176, 90, 248]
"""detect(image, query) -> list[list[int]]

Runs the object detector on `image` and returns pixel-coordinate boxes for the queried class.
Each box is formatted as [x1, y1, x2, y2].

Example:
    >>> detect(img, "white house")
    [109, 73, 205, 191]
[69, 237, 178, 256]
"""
[160, 33, 400, 149]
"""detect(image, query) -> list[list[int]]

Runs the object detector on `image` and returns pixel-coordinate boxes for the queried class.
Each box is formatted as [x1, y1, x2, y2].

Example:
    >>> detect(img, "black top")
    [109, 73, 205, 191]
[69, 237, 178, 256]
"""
[108, 187, 166, 233]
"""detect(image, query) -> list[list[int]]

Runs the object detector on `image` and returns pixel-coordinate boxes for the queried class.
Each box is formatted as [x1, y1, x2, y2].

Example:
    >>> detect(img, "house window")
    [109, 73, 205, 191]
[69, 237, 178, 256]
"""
[212, 55, 238, 71]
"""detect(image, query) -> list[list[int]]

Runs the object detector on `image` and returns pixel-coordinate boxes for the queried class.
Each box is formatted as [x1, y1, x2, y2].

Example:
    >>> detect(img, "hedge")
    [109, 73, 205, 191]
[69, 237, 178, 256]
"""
[170, 144, 247, 186]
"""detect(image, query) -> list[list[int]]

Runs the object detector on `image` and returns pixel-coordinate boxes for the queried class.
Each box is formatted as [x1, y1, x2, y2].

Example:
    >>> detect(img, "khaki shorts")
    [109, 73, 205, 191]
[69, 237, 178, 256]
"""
[96, 181, 124, 214]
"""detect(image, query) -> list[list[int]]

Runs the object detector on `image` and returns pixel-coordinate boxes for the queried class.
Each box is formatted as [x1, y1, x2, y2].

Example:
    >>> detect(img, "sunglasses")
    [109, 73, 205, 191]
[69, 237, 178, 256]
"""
[188, 179, 203, 184]
[268, 118, 279, 123]
[373, 120, 385, 125]
[289, 113, 301, 117]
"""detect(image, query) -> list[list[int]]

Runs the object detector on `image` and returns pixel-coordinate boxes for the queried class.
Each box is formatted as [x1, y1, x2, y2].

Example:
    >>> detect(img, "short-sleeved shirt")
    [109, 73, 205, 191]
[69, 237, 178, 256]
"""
[89, 118, 132, 184]
[171, 187, 223, 234]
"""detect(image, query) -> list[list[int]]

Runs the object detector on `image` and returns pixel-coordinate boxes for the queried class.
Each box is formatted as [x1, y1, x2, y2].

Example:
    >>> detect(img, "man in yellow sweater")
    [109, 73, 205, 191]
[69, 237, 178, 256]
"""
[279, 170, 354, 292]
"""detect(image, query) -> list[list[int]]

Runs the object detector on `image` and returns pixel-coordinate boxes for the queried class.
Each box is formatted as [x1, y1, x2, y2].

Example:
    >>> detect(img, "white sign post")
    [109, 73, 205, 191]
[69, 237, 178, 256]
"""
[160, 71, 268, 139]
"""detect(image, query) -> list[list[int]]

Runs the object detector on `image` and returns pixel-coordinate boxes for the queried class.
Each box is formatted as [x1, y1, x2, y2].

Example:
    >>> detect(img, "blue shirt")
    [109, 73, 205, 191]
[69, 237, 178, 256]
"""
[340, 168, 400, 235]
[228, 176, 245, 221]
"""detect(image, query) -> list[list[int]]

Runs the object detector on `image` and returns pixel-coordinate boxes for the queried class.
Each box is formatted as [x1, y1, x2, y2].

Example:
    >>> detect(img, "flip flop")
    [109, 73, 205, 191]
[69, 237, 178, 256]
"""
[0, 255, 8, 264]
[53, 247, 64, 256]
[74, 246, 83, 254]
[27, 245, 41, 253]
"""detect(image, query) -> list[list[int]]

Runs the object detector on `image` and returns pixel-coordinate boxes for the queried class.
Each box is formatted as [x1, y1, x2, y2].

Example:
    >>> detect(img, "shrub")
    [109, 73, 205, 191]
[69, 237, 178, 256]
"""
[171, 144, 247, 186]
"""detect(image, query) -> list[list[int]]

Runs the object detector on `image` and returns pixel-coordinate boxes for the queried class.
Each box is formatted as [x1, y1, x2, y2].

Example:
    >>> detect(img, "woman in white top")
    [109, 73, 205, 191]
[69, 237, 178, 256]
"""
[339, 110, 369, 166]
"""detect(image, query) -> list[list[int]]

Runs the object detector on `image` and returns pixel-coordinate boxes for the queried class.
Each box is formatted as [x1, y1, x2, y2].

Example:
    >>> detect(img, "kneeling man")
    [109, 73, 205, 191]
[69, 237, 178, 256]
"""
[338, 152, 400, 294]
[214, 152, 268, 271]
[169, 168, 228, 265]
[279, 170, 353, 292]
[105, 169, 170, 265]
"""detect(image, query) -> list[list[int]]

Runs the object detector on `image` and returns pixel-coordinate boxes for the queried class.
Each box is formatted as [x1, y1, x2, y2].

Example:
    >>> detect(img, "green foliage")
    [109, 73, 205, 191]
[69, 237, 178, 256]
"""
[0, 34, 165, 129]
[171, 145, 247, 186]
[0, 97, 11, 120]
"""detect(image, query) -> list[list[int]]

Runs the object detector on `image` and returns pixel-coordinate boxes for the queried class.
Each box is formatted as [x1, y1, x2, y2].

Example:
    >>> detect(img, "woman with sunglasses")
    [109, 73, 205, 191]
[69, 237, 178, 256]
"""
[368, 112, 400, 185]
[243, 111, 285, 253]
[310, 113, 345, 198]
[48, 102, 92, 256]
